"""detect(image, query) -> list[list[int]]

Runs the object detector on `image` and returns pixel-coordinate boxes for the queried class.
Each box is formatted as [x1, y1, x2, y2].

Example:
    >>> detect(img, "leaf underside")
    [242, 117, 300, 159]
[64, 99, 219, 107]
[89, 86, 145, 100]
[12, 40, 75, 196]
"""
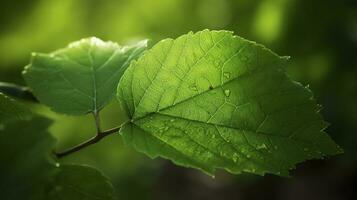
[117, 30, 342, 176]
[23, 37, 147, 115]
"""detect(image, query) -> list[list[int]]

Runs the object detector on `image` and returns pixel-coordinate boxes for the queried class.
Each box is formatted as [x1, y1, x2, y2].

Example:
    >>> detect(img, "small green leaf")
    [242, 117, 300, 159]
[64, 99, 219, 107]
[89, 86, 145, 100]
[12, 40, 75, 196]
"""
[117, 30, 342, 176]
[0, 94, 55, 199]
[45, 165, 115, 200]
[23, 38, 147, 115]
[0, 92, 32, 123]
[0, 94, 115, 199]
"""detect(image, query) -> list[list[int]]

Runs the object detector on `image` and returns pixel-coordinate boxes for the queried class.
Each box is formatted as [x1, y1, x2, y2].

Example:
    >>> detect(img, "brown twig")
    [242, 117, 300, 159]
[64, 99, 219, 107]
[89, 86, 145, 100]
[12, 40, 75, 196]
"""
[54, 125, 121, 158]
[54, 112, 121, 158]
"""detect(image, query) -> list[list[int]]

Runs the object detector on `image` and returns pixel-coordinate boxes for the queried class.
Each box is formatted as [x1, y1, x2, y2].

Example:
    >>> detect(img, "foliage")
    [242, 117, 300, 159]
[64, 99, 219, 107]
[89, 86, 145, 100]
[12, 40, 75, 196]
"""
[0, 94, 115, 200]
[1, 30, 342, 199]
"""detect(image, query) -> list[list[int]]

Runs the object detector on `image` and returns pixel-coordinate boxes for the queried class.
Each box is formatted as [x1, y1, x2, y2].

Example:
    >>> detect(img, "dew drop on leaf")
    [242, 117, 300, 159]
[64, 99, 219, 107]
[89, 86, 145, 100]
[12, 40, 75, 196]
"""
[189, 85, 198, 92]
[223, 72, 230, 79]
[257, 143, 267, 150]
[232, 153, 238, 162]
[214, 60, 220, 67]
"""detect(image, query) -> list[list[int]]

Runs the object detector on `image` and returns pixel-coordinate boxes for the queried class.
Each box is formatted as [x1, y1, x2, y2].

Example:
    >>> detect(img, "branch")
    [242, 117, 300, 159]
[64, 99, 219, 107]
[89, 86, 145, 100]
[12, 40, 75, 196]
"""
[54, 126, 121, 158]
[55, 111, 120, 158]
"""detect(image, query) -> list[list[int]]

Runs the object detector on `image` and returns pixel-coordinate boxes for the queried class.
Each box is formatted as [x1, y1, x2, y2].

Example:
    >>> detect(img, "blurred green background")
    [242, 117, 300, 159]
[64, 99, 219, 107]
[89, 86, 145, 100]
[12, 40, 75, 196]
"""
[1, 0, 356, 199]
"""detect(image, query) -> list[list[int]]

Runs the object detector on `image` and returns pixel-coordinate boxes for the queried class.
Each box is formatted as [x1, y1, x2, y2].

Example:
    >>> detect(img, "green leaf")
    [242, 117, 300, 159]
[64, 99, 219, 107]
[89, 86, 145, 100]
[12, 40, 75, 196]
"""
[23, 38, 147, 115]
[45, 165, 115, 200]
[117, 30, 342, 176]
[0, 94, 115, 199]
[0, 92, 32, 123]
[0, 93, 55, 199]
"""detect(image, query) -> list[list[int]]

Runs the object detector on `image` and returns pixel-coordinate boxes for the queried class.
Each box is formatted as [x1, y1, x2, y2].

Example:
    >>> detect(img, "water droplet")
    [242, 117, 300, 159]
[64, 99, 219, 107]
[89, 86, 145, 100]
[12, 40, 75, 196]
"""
[223, 72, 231, 79]
[274, 145, 278, 150]
[246, 154, 251, 158]
[55, 163, 60, 167]
[232, 153, 238, 162]
[257, 143, 267, 150]
[224, 89, 231, 97]
[214, 60, 220, 67]
[189, 85, 198, 92]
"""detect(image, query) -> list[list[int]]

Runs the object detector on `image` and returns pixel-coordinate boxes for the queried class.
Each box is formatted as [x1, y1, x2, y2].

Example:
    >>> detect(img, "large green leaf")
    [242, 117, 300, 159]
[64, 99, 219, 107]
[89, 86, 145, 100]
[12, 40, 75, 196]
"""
[117, 30, 342, 176]
[0, 94, 115, 199]
[23, 38, 147, 115]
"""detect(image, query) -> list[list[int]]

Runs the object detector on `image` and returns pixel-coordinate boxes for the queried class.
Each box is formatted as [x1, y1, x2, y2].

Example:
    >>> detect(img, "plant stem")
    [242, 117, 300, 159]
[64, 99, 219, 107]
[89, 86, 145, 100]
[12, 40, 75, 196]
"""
[54, 125, 121, 158]
[55, 112, 120, 158]
[93, 111, 101, 133]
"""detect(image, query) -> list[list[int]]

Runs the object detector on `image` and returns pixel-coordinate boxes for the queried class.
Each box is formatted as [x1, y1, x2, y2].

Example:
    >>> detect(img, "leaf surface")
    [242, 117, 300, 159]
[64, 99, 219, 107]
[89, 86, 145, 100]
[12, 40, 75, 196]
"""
[23, 38, 147, 115]
[117, 30, 342, 176]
